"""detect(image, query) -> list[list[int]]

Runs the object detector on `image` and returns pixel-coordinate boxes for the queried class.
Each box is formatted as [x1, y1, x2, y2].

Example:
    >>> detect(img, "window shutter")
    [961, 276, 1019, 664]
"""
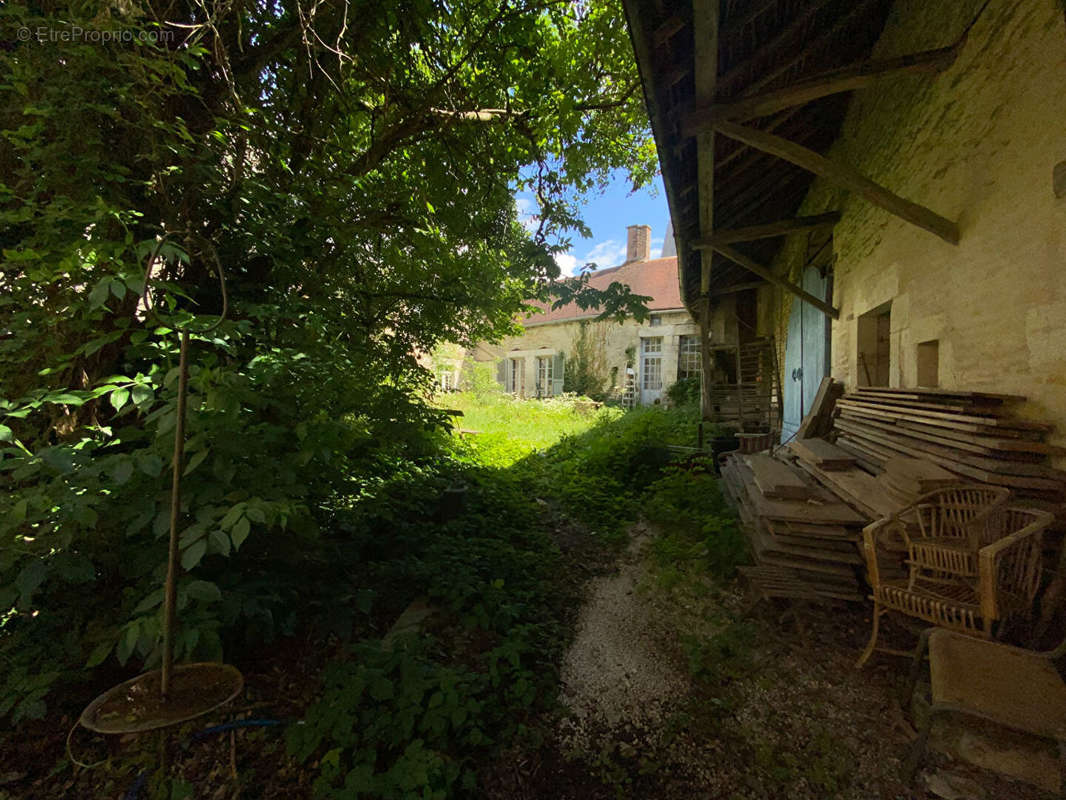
[496, 359, 507, 390]
[552, 353, 565, 396]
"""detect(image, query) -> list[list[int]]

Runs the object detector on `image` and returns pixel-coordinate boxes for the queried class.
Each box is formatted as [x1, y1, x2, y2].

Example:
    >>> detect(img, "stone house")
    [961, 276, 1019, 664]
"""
[470, 225, 707, 405]
[624, 0, 1066, 458]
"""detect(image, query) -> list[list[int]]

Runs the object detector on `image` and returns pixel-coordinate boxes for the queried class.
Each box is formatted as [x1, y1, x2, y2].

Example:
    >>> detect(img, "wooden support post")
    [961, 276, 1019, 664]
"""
[682, 44, 959, 135]
[694, 0, 718, 422]
[714, 120, 960, 245]
[692, 212, 841, 248]
[713, 243, 840, 320]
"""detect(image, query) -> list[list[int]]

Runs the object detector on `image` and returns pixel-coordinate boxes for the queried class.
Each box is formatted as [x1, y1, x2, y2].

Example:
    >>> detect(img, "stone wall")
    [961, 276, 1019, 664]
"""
[762, 0, 1066, 458]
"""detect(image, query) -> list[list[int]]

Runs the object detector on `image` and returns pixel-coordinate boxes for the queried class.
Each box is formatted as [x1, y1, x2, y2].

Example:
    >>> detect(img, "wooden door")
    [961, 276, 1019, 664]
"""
[780, 267, 831, 442]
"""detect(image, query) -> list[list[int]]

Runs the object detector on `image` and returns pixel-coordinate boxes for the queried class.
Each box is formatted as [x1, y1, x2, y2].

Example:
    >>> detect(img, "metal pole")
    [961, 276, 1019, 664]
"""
[161, 329, 190, 699]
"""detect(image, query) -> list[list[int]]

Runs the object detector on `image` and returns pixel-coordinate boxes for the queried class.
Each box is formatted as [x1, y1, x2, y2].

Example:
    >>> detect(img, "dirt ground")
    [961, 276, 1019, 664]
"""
[482, 521, 1057, 800]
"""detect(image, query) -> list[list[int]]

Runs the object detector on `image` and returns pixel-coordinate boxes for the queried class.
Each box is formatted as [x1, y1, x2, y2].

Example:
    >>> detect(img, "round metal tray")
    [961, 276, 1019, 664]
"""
[79, 662, 243, 734]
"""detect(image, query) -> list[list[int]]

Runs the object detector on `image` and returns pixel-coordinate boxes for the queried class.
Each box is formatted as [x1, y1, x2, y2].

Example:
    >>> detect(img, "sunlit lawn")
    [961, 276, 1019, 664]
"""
[440, 391, 625, 466]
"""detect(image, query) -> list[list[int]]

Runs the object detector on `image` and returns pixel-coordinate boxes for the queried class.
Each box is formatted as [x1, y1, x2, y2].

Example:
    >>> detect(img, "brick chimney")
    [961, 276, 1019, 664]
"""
[625, 224, 651, 263]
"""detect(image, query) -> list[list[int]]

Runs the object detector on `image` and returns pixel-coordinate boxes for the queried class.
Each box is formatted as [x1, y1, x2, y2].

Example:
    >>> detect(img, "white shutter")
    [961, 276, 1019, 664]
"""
[496, 359, 508, 391]
[552, 353, 565, 396]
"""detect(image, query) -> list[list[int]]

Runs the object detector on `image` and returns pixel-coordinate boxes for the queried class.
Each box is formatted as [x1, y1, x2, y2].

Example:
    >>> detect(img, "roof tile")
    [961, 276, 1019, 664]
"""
[524, 256, 682, 325]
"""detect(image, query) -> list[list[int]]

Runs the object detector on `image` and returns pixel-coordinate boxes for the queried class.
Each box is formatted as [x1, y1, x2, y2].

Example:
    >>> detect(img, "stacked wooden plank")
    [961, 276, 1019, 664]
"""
[877, 456, 957, 504]
[795, 376, 844, 439]
[720, 452, 868, 602]
[784, 438, 909, 584]
[832, 387, 1066, 502]
[787, 442, 908, 521]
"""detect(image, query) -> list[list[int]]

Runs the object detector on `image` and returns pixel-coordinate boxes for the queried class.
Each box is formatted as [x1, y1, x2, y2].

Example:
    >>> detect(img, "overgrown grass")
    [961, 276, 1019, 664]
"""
[287, 398, 745, 797]
[442, 391, 623, 466]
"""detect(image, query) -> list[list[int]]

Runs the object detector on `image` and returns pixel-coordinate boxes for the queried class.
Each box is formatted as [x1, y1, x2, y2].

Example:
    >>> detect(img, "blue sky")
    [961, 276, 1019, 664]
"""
[515, 168, 671, 276]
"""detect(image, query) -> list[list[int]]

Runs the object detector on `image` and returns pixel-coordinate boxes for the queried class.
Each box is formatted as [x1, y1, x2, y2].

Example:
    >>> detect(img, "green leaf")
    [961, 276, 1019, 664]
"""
[183, 449, 208, 476]
[15, 560, 47, 603]
[117, 621, 140, 665]
[109, 278, 126, 299]
[112, 458, 134, 484]
[220, 503, 245, 530]
[134, 588, 165, 614]
[208, 529, 231, 556]
[85, 641, 114, 668]
[230, 517, 251, 551]
[131, 384, 153, 406]
[181, 539, 207, 570]
[136, 453, 164, 477]
[110, 387, 130, 412]
[89, 279, 111, 309]
[185, 580, 221, 603]
[0, 424, 13, 443]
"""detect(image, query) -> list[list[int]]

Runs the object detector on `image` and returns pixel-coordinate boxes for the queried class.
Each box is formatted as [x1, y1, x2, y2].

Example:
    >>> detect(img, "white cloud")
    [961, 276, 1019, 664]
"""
[515, 197, 540, 233]
[554, 252, 578, 277]
[583, 239, 628, 269]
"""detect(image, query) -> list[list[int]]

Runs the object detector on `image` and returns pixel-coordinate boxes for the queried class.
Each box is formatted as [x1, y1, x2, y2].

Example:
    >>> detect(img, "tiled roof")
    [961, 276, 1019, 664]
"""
[523, 256, 683, 325]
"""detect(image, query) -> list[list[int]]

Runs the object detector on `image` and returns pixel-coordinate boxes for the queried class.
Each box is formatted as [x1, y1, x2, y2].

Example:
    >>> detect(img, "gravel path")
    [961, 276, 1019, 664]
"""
[558, 524, 688, 738]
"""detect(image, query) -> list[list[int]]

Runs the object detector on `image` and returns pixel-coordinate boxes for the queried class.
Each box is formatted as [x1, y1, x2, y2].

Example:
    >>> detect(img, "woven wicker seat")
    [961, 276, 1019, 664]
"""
[902, 486, 1010, 583]
[858, 500, 1052, 667]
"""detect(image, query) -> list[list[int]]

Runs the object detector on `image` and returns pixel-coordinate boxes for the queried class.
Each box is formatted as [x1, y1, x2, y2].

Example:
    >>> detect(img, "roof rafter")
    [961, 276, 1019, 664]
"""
[714, 119, 960, 245]
[682, 43, 960, 136]
[693, 212, 841, 248]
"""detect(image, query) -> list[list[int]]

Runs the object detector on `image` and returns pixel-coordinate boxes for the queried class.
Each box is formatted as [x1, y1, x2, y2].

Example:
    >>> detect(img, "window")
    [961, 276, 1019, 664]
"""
[535, 355, 553, 397]
[440, 371, 452, 391]
[508, 358, 523, 395]
[641, 336, 662, 354]
[677, 335, 701, 380]
[649, 314, 662, 327]
[917, 339, 939, 387]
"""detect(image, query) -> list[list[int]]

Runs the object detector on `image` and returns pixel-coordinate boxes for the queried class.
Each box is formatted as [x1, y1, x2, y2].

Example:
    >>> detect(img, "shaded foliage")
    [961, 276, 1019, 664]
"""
[0, 0, 655, 724]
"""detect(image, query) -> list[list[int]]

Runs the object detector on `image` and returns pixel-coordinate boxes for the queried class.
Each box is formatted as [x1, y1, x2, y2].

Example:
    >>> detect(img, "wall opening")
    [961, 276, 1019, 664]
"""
[916, 339, 940, 387]
[857, 302, 891, 386]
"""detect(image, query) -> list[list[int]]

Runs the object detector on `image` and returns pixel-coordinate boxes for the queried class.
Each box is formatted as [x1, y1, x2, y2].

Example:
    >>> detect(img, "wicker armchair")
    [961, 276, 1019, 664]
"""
[857, 501, 1052, 667]
[901, 486, 1011, 586]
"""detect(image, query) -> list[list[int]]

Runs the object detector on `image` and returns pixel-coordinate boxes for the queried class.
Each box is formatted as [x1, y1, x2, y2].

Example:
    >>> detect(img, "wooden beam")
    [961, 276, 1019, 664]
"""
[714, 120, 960, 245]
[715, 107, 804, 172]
[716, 280, 770, 295]
[682, 44, 960, 136]
[693, 213, 841, 248]
[693, 0, 717, 421]
[652, 15, 685, 46]
[721, 0, 778, 37]
[713, 243, 840, 320]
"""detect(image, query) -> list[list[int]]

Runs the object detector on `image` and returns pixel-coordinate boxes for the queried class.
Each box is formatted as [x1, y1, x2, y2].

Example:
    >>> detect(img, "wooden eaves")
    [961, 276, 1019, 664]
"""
[623, 0, 972, 323]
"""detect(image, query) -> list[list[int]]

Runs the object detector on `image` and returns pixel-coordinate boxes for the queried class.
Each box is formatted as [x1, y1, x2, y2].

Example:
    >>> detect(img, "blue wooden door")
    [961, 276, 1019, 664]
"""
[780, 267, 830, 442]
[781, 295, 805, 441]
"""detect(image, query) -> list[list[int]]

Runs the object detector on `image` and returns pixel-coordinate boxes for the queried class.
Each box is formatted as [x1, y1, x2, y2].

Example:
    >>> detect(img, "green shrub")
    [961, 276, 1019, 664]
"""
[666, 376, 700, 407]
[644, 463, 748, 579]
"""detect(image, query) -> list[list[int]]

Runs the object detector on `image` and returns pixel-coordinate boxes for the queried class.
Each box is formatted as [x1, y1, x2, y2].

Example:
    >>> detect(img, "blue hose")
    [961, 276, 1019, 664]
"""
[187, 718, 285, 742]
